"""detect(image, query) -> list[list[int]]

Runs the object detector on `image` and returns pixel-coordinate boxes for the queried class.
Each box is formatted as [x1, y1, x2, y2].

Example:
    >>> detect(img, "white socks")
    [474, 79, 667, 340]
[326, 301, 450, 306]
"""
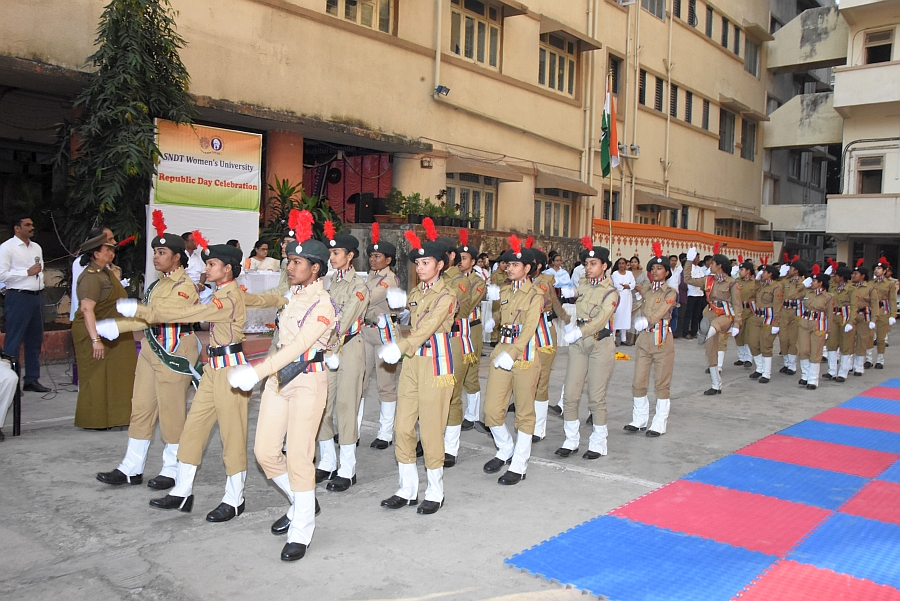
[444, 424, 461, 457]
[839, 355, 853, 379]
[533, 400, 549, 439]
[424, 467, 444, 502]
[588, 424, 608, 455]
[317, 440, 337, 472]
[649, 399, 670, 434]
[356, 397, 365, 437]
[629, 396, 650, 429]
[287, 489, 316, 545]
[170, 461, 197, 498]
[827, 351, 838, 377]
[223, 471, 246, 508]
[490, 425, 514, 460]
[377, 401, 396, 442]
[710, 367, 722, 391]
[395, 462, 418, 501]
[800, 359, 811, 381]
[159, 443, 179, 479]
[808, 364, 820, 387]
[509, 430, 532, 474]
[118, 438, 151, 476]
[272, 472, 294, 520]
[762, 356, 772, 379]
[463, 392, 481, 423]
[337, 444, 356, 479]
[562, 420, 580, 450]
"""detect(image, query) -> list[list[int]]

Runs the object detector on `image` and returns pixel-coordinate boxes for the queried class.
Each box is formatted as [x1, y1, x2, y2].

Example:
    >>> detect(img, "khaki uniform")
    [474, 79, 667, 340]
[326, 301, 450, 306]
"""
[489, 268, 508, 344]
[779, 278, 805, 361]
[443, 266, 472, 428]
[532, 273, 570, 402]
[681, 270, 742, 367]
[826, 282, 857, 356]
[872, 277, 898, 356]
[253, 279, 336, 492]
[798, 289, 833, 364]
[463, 271, 488, 396]
[631, 283, 677, 398]
[853, 281, 876, 364]
[361, 267, 401, 437]
[747, 281, 783, 359]
[734, 277, 758, 359]
[394, 279, 457, 470]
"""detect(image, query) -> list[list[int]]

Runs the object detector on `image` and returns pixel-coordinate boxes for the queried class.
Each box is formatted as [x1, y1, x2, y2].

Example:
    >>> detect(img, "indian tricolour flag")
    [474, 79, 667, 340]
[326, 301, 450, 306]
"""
[600, 72, 619, 178]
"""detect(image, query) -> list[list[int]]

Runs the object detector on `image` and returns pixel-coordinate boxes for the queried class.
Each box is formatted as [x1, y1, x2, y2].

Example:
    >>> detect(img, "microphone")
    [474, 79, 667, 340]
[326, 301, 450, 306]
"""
[34, 257, 40, 280]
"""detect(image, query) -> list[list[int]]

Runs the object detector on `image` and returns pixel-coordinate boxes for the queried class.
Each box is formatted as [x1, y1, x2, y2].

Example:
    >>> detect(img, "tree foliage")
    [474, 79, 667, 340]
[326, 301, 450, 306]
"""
[56, 0, 194, 291]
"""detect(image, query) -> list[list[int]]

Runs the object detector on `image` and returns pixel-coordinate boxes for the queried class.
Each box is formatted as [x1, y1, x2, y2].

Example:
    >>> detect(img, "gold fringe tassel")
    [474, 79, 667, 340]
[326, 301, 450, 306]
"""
[463, 353, 479, 365]
[432, 374, 457, 388]
[513, 360, 534, 370]
[537, 346, 556, 354]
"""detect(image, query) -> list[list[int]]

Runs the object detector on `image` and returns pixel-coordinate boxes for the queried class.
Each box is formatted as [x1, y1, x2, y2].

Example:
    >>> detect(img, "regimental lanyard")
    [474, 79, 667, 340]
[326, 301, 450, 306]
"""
[454, 317, 475, 356]
[377, 314, 399, 345]
[535, 311, 554, 348]
[415, 333, 454, 385]
[209, 352, 248, 370]
[652, 318, 670, 346]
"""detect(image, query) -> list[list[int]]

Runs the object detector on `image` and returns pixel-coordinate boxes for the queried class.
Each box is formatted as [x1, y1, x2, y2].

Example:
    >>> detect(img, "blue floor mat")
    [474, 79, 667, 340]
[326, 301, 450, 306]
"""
[780, 420, 900, 454]
[878, 378, 900, 389]
[506, 515, 775, 601]
[878, 459, 900, 484]
[682, 454, 868, 510]
[840, 396, 900, 416]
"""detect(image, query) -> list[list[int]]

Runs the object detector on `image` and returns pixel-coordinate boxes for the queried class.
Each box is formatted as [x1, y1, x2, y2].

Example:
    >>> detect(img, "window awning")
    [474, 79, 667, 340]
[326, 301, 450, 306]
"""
[534, 167, 598, 196]
[742, 20, 775, 42]
[497, 0, 529, 16]
[539, 15, 602, 51]
[741, 108, 770, 122]
[718, 95, 751, 114]
[634, 189, 683, 210]
[715, 207, 769, 224]
[445, 154, 524, 182]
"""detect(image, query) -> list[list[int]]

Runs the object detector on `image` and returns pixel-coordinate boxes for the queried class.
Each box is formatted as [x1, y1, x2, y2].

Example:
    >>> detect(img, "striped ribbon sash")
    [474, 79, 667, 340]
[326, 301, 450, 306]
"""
[809, 311, 827, 331]
[346, 316, 363, 336]
[861, 307, 872, 321]
[152, 324, 193, 353]
[838, 306, 850, 322]
[377, 314, 400, 344]
[299, 347, 326, 373]
[470, 304, 482, 321]
[535, 312, 554, 349]
[453, 318, 475, 357]
[209, 352, 248, 370]
[517, 334, 537, 368]
[415, 333, 455, 386]
[650, 319, 670, 346]
[880, 300, 891, 313]
[759, 307, 775, 326]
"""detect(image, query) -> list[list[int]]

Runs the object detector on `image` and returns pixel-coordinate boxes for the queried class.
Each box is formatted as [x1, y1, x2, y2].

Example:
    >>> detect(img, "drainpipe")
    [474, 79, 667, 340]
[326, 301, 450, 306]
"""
[585, 0, 599, 236]
[433, 0, 442, 98]
[629, 2, 642, 223]
[663, 0, 674, 198]
[581, 0, 594, 235]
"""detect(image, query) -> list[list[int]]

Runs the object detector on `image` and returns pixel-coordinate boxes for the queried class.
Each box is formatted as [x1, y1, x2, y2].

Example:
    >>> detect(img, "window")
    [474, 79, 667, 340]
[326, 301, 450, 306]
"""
[788, 151, 801, 179]
[740, 119, 756, 161]
[539, 34, 577, 95]
[609, 55, 621, 95]
[327, 0, 392, 33]
[810, 160, 822, 188]
[705, 7, 714, 37]
[684, 90, 693, 123]
[673, 0, 681, 19]
[681, 205, 690, 229]
[864, 30, 893, 64]
[687, 0, 697, 27]
[534, 189, 573, 237]
[603, 190, 620, 220]
[670, 84, 678, 117]
[669, 209, 679, 228]
[770, 15, 782, 34]
[446, 172, 498, 229]
[639, 69, 647, 105]
[744, 39, 760, 76]
[450, 0, 501, 69]
[721, 17, 729, 47]
[654, 77, 664, 112]
[642, 0, 665, 20]
[857, 156, 884, 194]
[702, 99, 710, 130]
[733, 25, 741, 55]
[719, 109, 735, 153]
[766, 95, 781, 115]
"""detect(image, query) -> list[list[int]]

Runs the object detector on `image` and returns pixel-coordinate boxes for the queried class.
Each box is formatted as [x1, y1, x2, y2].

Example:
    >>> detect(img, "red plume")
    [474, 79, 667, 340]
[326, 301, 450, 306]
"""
[713, 242, 720, 255]
[580, 236, 593, 251]
[812, 263, 821, 277]
[879, 256, 890, 267]
[323, 220, 336, 242]
[792, 254, 800, 263]
[288, 209, 302, 234]
[422, 217, 438, 242]
[371, 222, 380, 246]
[117, 235, 135, 248]
[524, 236, 535, 249]
[459, 228, 469, 248]
[652, 241, 663, 259]
[151, 209, 166, 238]
[761, 255, 769, 266]
[738, 254, 744, 264]
[404, 229, 422, 251]
[856, 257, 865, 269]
[508, 234, 522, 255]
[783, 253, 789, 263]
[192, 230, 209, 252]
[290, 209, 314, 243]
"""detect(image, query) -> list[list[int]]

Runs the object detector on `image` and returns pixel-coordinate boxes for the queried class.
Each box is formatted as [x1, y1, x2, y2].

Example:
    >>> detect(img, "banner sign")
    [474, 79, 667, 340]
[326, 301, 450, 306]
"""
[154, 119, 262, 211]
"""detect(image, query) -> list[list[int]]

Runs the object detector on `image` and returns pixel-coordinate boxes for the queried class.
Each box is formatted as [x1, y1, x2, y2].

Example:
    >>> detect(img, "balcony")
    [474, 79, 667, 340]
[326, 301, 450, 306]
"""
[839, 0, 900, 25]
[762, 93, 842, 149]
[761, 204, 827, 232]
[767, 6, 848, 73]
[826, 194, 900, 234]
[833, 61, 900, 117]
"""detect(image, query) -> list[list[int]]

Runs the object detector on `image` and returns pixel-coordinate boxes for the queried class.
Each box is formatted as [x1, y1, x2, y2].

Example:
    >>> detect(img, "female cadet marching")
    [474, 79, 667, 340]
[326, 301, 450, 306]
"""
[228, 210, 337, 561]
[458, 231, 488, 432]
[626, 243, 677, 437]
[797, 264, 834, 390]
[824, 264, 857, 382]
[732, 258, 758, 368]
[377, 226, 456, 514]
[747, 262, 783, 384]
[556, 239, 618, 458]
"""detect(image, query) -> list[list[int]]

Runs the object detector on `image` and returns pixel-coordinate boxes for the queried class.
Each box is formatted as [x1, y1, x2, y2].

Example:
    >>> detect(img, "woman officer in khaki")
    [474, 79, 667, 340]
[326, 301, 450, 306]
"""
[228, 211, 337, 562]
[747, 264, 783, 384]
[797, 265, 834, 390]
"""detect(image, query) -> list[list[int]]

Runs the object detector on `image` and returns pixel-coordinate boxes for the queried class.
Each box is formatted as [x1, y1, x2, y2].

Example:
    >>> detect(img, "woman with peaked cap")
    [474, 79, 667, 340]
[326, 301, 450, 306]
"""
[73, 229, 137, 430]
[747, 263, 783, 384]
[796, 265, 834, 390]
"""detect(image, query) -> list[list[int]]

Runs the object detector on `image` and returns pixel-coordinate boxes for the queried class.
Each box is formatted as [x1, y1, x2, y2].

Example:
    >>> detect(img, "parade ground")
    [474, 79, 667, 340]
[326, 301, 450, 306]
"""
[0, 338, 891, 601]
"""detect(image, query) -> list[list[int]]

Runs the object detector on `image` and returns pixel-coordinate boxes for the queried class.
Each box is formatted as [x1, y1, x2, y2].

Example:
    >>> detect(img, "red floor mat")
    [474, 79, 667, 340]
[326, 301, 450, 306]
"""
[864, 387, 900, 401]
[840, 480, 900, 527]
[813, 407, 900, 434]
[610, 480, 829, 556]
[735, 560, 900, 601]
[737, 434, 899, 478]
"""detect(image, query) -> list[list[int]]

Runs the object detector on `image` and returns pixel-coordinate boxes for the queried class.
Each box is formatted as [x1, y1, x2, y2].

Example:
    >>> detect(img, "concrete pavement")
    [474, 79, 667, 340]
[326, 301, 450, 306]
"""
[0, 337, 891, 600]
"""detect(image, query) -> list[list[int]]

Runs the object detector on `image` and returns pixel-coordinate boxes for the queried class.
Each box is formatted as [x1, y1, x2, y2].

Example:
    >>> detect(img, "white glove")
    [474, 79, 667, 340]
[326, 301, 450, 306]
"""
[116, 298, 138, 317]
[120, 278, 130, 287]
[378, 342, 402, 364]
[890, 317, 896, 326]
[731, 266, 740, 278]
[844, 324, 853, 333]
[482, 315, 496, 333]
[869, 322, 877, 330]
[563, 325, 583, 344]
[633, 316, 649, 332]
[825, 265, 834, 276]
[686, 247, 698, 262]
[779, 264, 790, 278]
[634, 292, 643, 301]
[486, 284, 501, 301]
[96, 319, 120, 340]
[802, 277, 813, 288]
[324, 353, 340, 370]
[755, 270, 763, 281]
[729, 327, 740, 337]
[283, 289, 292, 300]
[386, 288, 407, 309]
[561, 286, 576, 299]
[770, 326, 780, 335]
[376, 315, 387, 328]
[227, 364, 259, 391]
[493, 351, 514, 371]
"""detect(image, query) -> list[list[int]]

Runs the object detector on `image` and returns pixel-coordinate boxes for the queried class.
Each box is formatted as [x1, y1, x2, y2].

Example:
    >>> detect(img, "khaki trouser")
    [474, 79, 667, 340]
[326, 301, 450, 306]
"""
[395, 355, 453, 470]
[747, 315, 777, 358]
[734, 308, 753, 347]
[447, 335, 465, 427]
[255, 372, 327, 492]
[463, 323, 483, 395]
[128, 335, 199, 443]
[490, 300, 501, 343]
[318, 334, 365, 443]
[779, 313, 800, 356]
[563, 335, 615, 424]
[632, 331, 675, 398]
[797, 320, 826, 363]
[875, 314, 891, 354]
[177, 366, 250, 474]
[703, 310, 735, 367]
[854, 313, 874, 355]
[826, 316, 855, 355]
[535, 346, 557, 402]
[484, 361, 540, 435]
[361, 325, 398, 403]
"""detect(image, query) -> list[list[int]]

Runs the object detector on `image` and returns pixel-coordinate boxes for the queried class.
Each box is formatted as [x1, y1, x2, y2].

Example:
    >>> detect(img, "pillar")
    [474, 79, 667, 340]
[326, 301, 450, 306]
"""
[265, 130, 304, 224]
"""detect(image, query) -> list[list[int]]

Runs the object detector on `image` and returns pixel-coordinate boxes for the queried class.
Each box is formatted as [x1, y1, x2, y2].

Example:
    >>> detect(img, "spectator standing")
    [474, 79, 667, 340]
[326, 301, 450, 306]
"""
[666, 255, 683, 336]
[571, 261, 585, 285]
[182, 232, 207, 286]
[611, 258, 635, 344]
[680, 253, 706, 339]
[0, 215, 51, 392]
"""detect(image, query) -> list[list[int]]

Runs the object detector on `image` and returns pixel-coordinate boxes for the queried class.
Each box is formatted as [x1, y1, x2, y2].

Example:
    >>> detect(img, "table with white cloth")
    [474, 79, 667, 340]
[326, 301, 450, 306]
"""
[238, 271, 282, 333]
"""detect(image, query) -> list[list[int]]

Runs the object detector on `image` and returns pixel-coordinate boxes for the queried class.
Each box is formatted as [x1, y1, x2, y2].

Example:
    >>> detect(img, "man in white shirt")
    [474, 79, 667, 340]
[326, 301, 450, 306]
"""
[667, 255, 683, 335]
[679, 253, 706, 339]
[181, 232, 206, 286]
[571, 262, 586, 285]
[0, 216, 51, 392]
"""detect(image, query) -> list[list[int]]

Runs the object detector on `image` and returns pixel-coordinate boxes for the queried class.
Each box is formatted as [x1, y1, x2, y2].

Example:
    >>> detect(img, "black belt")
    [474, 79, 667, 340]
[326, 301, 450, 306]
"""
[561, 298, 576, 305]
[208, 342, 243, 357]
[7, 289, 41, 295]
[450, 323, 461, 333]
[802, 311, 823, 318]
[742, 302, 754, 309]
[576, 319, 591, 326]
[364, 316, 398, 327]
[858, 308, 870, 314]
[593, 327, 611, 341]
[342, 331, 359, 344]
[470, 319, 481, 327]
[275, 351, 324, 389]
[784, 301, 799, 308]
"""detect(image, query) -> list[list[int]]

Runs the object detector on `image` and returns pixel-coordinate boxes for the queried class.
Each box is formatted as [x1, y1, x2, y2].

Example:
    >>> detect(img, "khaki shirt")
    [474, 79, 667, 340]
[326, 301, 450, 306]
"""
[116, 267, 199, 334]
[365, 267, 401, 322]
[397, 278, 456, 357]
[754, 280, 783, 325]
[76, 262, 114, 304]
[780, 278, 806, 322]
[443, 266, 472, 320]
[829, 282, 857, 325]
[738, 278, 758, 307]
[533, 272, 570, 324]
[328, 269, 369, 341]
[253, 279, 336, 379]
[574, 277, 618, 337]
[801, 289, 834, 330]
[853, 281, 876, 314]
[636, 282, 677, 325]
[682, 269, 743, 328]
[465, 270, 488, 318]
[492, 279, 543, 362]
[872, 277, 898, 316]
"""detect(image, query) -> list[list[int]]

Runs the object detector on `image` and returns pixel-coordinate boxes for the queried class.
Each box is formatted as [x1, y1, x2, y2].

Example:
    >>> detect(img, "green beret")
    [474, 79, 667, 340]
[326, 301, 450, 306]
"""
[326, 234, 359, 253]
[203, 244, 242, 266]
[287, 239, 330, 264]
[367, 240, 397, 257]
[408, 241, 449, 264]
[151, 232, 186, 253]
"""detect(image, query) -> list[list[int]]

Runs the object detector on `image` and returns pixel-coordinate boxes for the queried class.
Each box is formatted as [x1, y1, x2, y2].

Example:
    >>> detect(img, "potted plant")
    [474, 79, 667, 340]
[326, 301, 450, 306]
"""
[385, 187, 406, 223]
[404, 192, 424, 224]
[469, 211, 482, 229]
[422, 198, 440, 222]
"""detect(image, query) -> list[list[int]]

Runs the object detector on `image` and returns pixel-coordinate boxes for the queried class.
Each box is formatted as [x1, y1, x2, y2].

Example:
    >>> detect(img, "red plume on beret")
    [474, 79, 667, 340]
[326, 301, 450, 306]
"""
[404, 229, 422, 251]
[580, 236, 593, 251]
[761, 255, 769, 266]
[713, 242, 720, 255]
[323, 220, 336, 242]
[783, 252, 789, 263]
[151, 209, 166, 238]
[371, 222, 380, 246]
[792, 254, 800, 263]
[878, 256, 890, 267]
[422, 217, 438, 242]
[290, 209, 314, 243]
[738, 254, 744, 264]
[812, 263, 821, 277]
[856, 257, 865, 268]
[117, 235, 135, 248]
[508, 234, 522, 256]
[192, 230, 209, 252]
[652, 241, 663, 259]
[459, 228, 469, 248]
[525, 236, 535, 249]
